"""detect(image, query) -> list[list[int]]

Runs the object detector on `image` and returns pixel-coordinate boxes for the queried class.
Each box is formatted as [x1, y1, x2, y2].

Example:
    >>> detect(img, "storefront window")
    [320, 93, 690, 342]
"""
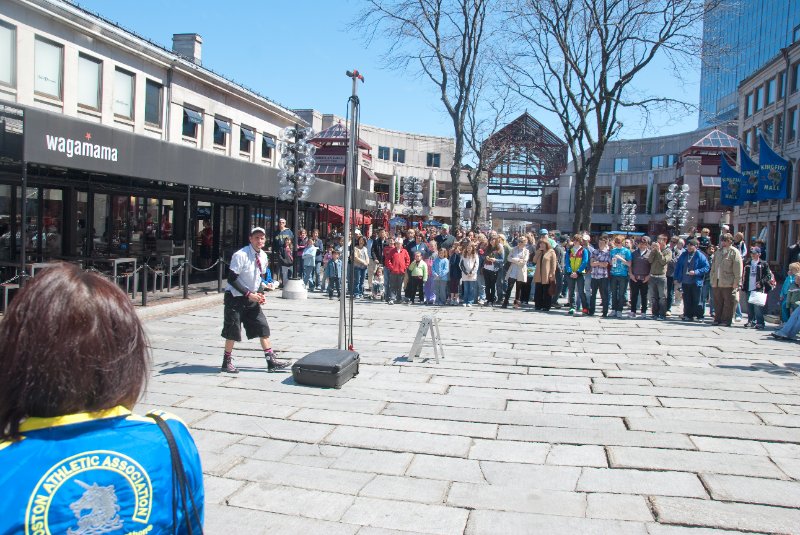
[75, 191, 88, 256]
[41, 189, 63, 259]
[110, 195, 130, 254]
[92, 193, 109, 255]
[161, 200, 173, 239]
[0, 184, 15, 262]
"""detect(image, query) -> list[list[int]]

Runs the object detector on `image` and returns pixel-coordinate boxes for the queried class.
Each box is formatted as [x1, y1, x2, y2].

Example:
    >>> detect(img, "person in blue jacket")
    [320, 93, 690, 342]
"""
[564, 233, 591, 314]
[673, 238, 710, 321]
[0, 263, 204, 535]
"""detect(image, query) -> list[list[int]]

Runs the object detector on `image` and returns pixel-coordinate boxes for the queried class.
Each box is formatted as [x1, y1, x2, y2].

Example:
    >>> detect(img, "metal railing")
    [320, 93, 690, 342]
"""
[489, 203, 541, 213]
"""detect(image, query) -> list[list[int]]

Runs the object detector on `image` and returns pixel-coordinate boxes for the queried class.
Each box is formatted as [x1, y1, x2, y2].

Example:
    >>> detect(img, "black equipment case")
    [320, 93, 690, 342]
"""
[291, 349, 359, 389]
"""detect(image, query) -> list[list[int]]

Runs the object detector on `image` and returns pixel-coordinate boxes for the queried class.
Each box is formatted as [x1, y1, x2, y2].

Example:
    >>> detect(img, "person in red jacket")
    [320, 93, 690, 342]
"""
[384, 237, 410, 304]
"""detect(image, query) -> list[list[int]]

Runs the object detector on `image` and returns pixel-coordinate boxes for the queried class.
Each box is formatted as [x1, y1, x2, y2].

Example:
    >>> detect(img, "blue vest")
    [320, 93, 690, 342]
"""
[0, 407, 204, 534]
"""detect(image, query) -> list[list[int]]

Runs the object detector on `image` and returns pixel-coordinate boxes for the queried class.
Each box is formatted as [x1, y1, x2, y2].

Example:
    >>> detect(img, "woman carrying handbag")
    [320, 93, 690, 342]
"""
[741, 246, 774, 330]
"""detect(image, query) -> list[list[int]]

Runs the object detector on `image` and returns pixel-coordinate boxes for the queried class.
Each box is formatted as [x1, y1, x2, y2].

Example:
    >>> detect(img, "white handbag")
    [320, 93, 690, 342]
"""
[747, 291, 767, 307]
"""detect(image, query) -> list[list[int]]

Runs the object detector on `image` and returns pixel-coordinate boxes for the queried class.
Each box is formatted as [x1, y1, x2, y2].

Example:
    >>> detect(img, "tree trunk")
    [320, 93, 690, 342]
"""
[451, 134, 464, 229]
[471, 178, 482, 230]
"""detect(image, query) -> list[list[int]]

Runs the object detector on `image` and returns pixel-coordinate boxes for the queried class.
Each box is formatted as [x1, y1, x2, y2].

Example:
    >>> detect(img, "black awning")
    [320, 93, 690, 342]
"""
[241, 128, 255, 141]
[184, 108, 203, 124]
[214, 118, 231, 134]
[263, 136, 276, 148]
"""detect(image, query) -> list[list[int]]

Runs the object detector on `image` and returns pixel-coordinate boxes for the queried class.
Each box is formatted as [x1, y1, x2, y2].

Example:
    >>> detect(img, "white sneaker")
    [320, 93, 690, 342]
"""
[628, 311, 637, 318]
[734, 316, 742, 323]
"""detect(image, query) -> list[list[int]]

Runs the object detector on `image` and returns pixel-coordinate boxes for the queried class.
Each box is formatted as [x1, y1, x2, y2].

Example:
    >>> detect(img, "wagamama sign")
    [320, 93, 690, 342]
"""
[45, 132, 119, 161]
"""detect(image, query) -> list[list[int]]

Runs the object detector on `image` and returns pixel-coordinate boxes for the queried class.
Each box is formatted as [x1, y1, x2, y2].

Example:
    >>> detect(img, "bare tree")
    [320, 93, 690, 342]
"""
[463, 76, 515, 230]
[502, 0, 716, 232]
[353, 0, 490, 228]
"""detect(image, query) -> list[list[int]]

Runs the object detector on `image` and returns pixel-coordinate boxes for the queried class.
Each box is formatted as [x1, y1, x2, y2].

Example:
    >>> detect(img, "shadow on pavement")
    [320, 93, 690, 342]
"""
[718, 362, 800, 376]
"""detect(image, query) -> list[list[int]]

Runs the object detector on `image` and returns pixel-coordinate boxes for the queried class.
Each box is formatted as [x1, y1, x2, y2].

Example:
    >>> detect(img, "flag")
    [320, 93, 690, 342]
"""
[757, 133, 789, 200]
[610, 174, 617, 214]
[720, 154, 743, 206]
[645, 172, 654, 214]
[739, 144, 759, 203]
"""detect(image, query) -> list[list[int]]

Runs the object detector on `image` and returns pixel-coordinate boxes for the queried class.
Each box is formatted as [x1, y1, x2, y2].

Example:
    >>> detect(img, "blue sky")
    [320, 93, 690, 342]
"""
[75, 0, 702, 146]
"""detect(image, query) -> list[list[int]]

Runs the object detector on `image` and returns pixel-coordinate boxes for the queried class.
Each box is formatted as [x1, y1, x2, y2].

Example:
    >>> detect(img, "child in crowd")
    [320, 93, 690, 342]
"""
[780, 262, 800, 322]
[449, 243, 463, 305]
[372, 266, 385, 301]
[321, 243, 333, 293]
[325, 249, 342, 299]
[432, 247, 450, 305]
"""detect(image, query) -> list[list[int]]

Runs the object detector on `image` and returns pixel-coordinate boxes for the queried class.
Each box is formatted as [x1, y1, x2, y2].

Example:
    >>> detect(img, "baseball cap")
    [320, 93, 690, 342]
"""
[539, 228, 549, 235]
[751, 246, 762, 254]
[442, 224, 450, 231]
[582, 234, 590, 241]
[250, 227, 266, 235]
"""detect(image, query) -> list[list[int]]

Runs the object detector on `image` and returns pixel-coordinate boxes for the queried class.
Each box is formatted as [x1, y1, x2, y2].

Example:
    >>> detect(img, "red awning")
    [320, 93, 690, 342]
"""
[322, 204, 372, 225]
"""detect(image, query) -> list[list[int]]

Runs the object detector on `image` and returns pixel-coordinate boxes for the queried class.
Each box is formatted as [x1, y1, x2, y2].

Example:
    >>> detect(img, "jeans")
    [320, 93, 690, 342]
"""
[629, 279, 648, 313]
[583, 273, 593, 310]
[388, 272, 404, 302]
[566, 273, 585, 309]
[462, 280, 477, 304]
[590, 277, 609, 316]
[303, 264, 315, 289]
[775, 304, 800, 338]
[434, 279, 449, 305]
[648, 276, 668, 318]
[384, 268, 391, 302]
[681, 283, 703, 319]
[484, 269, 499, 303]
[747, 300, 765, 326]
[610, 276, 628, 312]
[315, 261, 322, 288]
[327, 276, 341, 297]
[353, 266, 367, 296]
[702, 282, 713, 314]
[666, 276, 675, 311]
[477, 270, 486, 301]
[503, 279, 524, 306]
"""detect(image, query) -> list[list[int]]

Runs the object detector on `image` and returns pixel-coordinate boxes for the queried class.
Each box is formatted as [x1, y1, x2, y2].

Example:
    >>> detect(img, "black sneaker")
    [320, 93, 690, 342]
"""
[221, 356, 239, 374]
[267, 357, 291, 372]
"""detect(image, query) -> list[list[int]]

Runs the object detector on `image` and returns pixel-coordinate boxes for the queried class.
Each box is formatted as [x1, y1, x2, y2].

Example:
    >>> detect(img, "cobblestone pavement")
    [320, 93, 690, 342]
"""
[139, 293, 800, 535]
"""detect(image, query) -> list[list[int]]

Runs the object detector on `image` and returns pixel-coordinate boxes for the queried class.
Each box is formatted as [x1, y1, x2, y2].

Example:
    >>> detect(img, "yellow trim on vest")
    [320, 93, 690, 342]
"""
[18, 406, 131, 433]
[0, 437, 23, 451]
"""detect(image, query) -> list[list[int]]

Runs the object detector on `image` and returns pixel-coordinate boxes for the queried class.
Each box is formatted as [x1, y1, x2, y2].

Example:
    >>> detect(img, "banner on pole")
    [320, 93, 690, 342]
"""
[757, 133, 789, 200]
[646, 172, 654, 214]
[720, 154, 743, 206]
[739, 144, 759, 203]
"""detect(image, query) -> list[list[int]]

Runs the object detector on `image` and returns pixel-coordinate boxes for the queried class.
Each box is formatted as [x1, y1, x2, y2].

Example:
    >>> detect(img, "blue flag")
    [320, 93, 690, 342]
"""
[720, 154, 743, 206]
[739, 144, 759, 203]
[758, 134, 789, 200]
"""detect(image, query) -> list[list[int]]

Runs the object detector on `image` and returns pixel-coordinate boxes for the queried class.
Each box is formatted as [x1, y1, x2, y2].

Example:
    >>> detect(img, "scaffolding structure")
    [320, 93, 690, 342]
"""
[484, 113, 567, 196]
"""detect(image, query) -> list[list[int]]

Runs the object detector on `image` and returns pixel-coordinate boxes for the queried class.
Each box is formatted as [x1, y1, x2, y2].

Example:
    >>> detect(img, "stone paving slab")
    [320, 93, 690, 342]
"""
[138, 293, 800, 533]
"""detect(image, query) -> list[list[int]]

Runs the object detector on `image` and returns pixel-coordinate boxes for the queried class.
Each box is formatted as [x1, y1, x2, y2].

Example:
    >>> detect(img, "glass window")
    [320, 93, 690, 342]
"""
[392, 148, 405, 163]
[754, 85, 763, 111]
[426, 152, 441, 167]
[650, 155, 665, 169]
[614, 158, 629, 173]
[240, 127, 254, 153]
[77, 54, 101, 110]
[41, 188, 63, 259]
[144, 79, 162, 126]
[262, 135, 275, 159]
[113, 68, 134, 119]
[34, 36, 62, 98]
[667, 154, 678, 166]
[0, 22, 15, 88]
[182, 108, 202, 138]
[766, 78, 775, 105]
[792, 62, 800, 94]
[378, 146, 390, 160]
[778, 70, 786, 100]
[0, 184, 16, 262]
[745, 93, 753, 117]
[764, 119, 774, 143]
[92, 193, 109, 254]
[790, 108, 798, 142]
[213, 117, 230, 146]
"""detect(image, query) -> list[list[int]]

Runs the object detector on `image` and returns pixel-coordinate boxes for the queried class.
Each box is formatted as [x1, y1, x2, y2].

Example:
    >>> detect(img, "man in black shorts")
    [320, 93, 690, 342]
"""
[221, 227, 290, 373]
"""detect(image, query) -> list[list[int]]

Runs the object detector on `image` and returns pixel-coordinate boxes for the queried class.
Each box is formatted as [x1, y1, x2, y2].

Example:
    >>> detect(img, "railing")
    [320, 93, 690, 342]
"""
[435, 198, 452, 207]
[489, 203, 541, 213]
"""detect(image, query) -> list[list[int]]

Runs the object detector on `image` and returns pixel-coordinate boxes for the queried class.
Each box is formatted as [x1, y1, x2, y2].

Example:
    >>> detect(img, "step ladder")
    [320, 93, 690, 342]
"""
[407, 314, 445, 364]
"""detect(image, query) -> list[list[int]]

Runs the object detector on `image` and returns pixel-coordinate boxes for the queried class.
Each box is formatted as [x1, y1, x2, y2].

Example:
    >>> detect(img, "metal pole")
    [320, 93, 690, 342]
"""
[141, 260, 148, 306]
[293, 123, 300, 279]
[339, 72, 361, 350]
[184, 185, 190, 299]
[19, 161, 27, 286]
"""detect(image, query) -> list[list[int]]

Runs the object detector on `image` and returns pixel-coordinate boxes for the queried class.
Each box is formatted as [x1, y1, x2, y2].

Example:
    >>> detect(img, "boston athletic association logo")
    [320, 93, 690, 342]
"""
[25, 450, 153, 535]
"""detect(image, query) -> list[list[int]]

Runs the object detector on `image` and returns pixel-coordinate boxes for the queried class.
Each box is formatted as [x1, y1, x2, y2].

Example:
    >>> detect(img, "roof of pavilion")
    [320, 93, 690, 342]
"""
[310, 122, 371, 150]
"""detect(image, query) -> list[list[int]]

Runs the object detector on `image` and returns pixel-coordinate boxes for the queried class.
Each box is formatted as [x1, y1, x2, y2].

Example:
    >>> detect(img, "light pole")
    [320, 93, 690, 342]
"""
[278, 124, 316, 299]
[620, 201, 637, 233]
[665, 183, 689, 235]
[401, 176, 424, 224]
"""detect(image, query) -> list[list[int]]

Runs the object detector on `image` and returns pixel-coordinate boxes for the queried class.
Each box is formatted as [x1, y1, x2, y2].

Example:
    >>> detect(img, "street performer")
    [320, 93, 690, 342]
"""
[221, 227, 290, 374]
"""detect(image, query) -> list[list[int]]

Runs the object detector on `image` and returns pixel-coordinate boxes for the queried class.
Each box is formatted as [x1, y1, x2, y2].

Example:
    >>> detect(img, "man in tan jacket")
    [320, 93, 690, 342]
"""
[710, 233, 743, 326]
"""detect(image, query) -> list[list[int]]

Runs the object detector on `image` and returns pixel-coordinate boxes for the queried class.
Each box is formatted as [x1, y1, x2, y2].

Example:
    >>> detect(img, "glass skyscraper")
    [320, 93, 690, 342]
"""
[699, 0, 800, 127]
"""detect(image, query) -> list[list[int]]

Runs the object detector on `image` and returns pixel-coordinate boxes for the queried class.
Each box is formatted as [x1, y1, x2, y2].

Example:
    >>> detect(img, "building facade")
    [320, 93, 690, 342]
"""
[537, 128, 733, 236]
[0, 0, 378, 282]
[699, 0, 800, 127]
[734, 39, 800, 269]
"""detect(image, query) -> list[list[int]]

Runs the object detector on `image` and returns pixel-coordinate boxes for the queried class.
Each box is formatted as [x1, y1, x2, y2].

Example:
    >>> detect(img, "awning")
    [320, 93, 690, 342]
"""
[701, 176, 721, 188]
[362, 167, 378, 182]
[241, 128, 255, 141]
[322, 204, 372, 225]
[214, 118, 231, 134]
[263, 136, 276, 149]
[184, 108, 203, 124]
[314, 164, 346, 177]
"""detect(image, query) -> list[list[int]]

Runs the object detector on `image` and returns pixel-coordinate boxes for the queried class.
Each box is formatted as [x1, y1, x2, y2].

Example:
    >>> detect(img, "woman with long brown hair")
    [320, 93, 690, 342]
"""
[0, 263, 204, 534]
[533, 237, 558, 311]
